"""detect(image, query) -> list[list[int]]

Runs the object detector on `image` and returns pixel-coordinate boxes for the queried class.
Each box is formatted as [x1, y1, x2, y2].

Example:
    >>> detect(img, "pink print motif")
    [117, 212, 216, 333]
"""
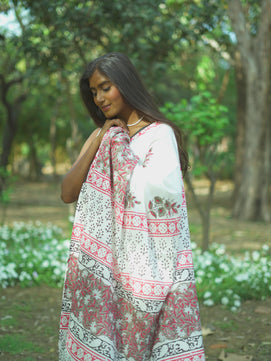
[143, 147, 153, 168]
[148, 196, 181, 218]
[155, 282, 202, 342]
[68, 265, 158, 360]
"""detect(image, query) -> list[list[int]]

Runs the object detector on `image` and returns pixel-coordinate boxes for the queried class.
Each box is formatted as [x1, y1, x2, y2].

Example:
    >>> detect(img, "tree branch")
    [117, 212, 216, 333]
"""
[0, 74, 24, 106]
[185, 173, 205, 222]
[0, 74, 24, 88]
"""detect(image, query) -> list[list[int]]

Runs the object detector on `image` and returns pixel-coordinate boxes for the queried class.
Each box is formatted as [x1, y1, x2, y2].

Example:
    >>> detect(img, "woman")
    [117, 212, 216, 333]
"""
[59, 52, 205, 361]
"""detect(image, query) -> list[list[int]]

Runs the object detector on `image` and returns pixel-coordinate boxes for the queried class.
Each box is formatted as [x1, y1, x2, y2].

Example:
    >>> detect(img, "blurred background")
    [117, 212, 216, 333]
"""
[0, 1, 271, 360]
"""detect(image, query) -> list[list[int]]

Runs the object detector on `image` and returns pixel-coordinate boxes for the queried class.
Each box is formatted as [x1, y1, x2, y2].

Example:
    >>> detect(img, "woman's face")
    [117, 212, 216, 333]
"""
[89, 70, 132, 120]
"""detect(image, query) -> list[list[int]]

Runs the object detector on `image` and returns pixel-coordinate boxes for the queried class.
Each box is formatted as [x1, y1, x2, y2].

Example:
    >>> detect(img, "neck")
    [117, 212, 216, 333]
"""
[118, 107, 139, 125]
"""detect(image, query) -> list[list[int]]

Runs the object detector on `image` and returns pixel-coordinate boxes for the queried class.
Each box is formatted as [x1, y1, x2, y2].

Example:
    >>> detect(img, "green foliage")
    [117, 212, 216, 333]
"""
[1, 0, 237, 175]
[162, 91, 230, 177]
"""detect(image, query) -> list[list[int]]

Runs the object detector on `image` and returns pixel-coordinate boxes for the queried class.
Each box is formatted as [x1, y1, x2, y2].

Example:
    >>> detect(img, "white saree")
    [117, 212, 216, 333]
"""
[59, 122, 205, 361]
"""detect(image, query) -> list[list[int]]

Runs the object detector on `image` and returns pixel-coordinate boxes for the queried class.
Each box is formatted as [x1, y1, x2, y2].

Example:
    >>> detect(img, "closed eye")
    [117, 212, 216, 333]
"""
[91, 86, 110, 98]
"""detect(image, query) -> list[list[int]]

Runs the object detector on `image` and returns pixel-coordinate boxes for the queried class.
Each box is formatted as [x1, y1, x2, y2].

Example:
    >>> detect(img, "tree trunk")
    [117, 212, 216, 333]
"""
[0, 76, 26, 170]
[50, 112, 57, 178]
[228, 0, 271, 221]
[1, 108, 18, 170]
[185, 173, 215, 251]
[62, 76, 82, 163]
[28, 137, 42, 180]
[232, 50, 246, 203]
[234, 66, 269, 221]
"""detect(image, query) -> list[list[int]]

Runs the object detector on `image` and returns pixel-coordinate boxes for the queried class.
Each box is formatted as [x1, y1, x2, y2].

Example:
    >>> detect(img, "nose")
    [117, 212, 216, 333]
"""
[96, 91, 104, 103]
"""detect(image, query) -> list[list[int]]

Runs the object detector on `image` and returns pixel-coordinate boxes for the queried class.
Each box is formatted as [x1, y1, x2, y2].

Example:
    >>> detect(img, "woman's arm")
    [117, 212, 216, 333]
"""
[61, 128, 101, 203]
[61, 119, 127, 203]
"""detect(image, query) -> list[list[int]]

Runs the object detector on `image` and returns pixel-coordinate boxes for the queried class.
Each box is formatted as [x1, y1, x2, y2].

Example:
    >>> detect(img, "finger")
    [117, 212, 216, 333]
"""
[107, 119, 128, 129]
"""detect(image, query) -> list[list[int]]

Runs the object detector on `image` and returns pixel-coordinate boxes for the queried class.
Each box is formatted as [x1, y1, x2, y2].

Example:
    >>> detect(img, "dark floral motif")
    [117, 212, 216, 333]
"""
[124, 191, 141, 208]
[148, 196, 180, 218]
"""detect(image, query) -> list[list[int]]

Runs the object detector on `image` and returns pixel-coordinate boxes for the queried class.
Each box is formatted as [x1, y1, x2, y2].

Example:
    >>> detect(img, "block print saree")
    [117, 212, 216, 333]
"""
[59, 122, 205, 361]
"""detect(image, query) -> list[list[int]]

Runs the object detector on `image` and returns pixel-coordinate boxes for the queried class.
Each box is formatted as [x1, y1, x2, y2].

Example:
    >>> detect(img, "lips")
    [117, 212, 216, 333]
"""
[101, 104, 111, 112]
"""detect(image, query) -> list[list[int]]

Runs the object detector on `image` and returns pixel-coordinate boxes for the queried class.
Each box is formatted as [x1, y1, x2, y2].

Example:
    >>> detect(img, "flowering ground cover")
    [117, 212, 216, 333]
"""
[0, 222, 70, 289]
[1, 222, 271, 312]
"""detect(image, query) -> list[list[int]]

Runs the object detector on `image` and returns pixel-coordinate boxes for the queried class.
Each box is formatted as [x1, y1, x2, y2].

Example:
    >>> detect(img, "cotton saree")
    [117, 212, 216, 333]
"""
[59, 122, 205, 361]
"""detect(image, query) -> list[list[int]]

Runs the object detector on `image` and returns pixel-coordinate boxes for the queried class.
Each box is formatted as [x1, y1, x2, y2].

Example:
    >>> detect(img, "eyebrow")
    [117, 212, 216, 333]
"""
[89, 80, 111, 90]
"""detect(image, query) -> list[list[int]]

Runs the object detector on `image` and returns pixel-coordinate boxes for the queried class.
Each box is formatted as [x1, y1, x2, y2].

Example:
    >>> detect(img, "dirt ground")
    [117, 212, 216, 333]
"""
[1, 179, 271, 361]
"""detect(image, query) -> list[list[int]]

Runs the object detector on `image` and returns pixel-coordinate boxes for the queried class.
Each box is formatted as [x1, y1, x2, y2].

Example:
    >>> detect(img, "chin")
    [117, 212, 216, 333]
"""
[108, 113, 119, 119]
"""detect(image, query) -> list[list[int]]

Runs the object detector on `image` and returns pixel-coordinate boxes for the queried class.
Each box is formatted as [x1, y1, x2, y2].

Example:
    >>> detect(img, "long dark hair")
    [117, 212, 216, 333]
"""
[80, 52, 189, 175]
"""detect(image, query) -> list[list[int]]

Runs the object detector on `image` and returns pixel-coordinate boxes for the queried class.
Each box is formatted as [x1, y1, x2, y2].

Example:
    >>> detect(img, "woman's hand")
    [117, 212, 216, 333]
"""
[61, 119, 128, 203]
[96, 118, 128, 143]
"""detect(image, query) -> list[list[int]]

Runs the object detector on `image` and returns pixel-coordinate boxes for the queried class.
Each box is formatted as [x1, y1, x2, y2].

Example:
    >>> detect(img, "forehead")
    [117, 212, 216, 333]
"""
[89, 69, 110, 88]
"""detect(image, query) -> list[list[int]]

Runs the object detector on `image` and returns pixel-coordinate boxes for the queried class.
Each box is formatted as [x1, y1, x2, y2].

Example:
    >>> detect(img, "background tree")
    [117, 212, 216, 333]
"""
[0, 32, 28, 193]
[163, 92, 230, 251]
[227, 0, 271, 221]
[1, 0, 270, 233]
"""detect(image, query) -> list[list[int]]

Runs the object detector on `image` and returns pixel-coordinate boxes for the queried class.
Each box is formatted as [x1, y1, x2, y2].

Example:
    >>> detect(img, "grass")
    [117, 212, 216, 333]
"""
[0, 316, 18, 327]
[214, 319, 239, 331]
[0, 334, 44, 355]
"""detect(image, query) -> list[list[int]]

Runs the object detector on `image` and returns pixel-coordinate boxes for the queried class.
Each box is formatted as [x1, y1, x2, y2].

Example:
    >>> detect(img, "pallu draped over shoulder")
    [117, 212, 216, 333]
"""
[59, 122, 205, 361]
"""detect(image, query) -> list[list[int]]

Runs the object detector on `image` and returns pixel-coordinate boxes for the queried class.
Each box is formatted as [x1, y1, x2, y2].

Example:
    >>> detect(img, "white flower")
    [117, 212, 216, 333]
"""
[204, 291, 212, 299]
[221, 297, 229, 305]
[190, 242, 197, 250]
[203, 299, 214, 306]
[252, 251, 260, 262]
[54, 268, 61, 276]
[68, 216, 75, 223]
[41, 260, 49, 268]
[220, 263, 230, 272]
[235, 273, 249, 282]
[19, 271, 31, 281]
[215, 245, 225, 256]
